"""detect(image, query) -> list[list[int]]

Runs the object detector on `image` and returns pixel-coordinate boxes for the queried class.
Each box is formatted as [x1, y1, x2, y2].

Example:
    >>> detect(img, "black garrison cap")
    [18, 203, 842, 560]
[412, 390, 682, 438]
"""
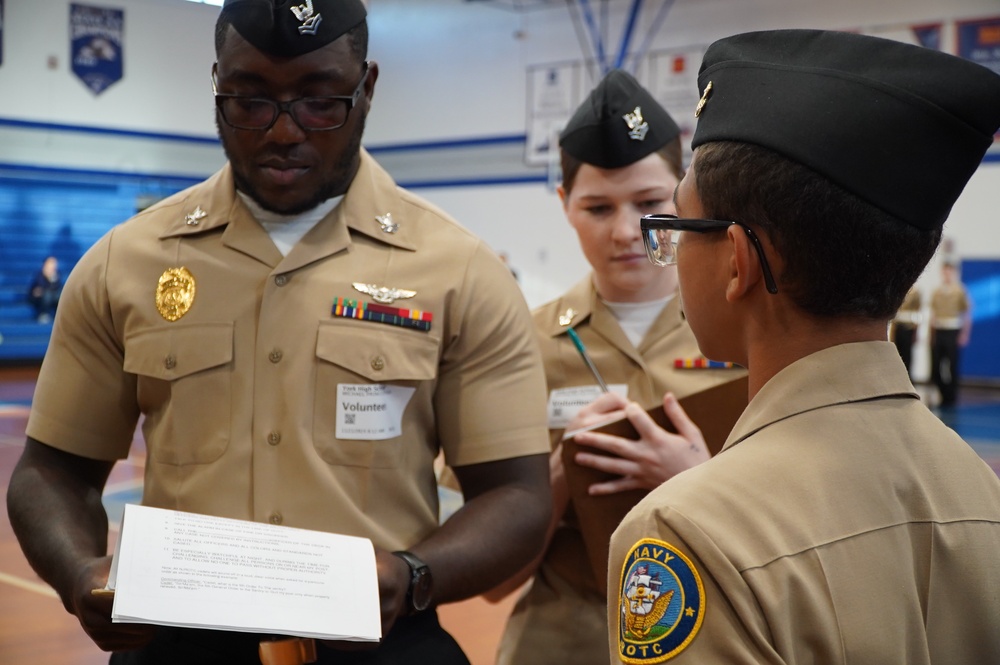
[219, 0, 366, 58]
[560, 69, 681, 169]
[691, 29, 1000, 230]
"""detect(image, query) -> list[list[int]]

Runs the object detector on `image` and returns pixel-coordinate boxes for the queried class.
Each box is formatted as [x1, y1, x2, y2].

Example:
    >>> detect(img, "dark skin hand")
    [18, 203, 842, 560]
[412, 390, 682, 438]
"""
[10, 439, 549, 653]
[324, 453, 551, 650]
[6, 438, 157, 652]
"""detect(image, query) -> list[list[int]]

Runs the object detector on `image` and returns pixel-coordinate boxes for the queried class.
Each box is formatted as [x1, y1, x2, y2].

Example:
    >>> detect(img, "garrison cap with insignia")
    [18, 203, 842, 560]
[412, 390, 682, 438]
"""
[560, 69, 681, 169]
[692, 29, 1000, 230]
[219, 0, 366, 58]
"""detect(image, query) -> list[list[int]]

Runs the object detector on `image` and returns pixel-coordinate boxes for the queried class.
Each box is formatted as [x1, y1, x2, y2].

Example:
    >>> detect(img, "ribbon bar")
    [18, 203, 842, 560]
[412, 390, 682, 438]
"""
[333, 298, 432, 332]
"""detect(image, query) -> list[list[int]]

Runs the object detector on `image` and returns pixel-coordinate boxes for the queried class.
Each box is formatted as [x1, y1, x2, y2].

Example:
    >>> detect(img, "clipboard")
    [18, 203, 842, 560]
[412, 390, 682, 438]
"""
[561, 375, 748, 595]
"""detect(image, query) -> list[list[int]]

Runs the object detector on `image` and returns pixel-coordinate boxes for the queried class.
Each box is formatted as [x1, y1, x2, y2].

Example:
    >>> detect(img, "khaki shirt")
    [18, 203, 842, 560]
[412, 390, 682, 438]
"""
[535, 276, 744, 592]
[28, 150, 549, 551]
[893, 287, 922, 328]
[930, 283, 969, 330]
[608, 342, 1000, 664]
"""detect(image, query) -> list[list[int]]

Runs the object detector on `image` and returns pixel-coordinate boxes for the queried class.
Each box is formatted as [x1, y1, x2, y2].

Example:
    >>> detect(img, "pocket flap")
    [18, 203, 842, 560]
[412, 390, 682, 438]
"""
[124, 323, 234, 380]
[316, 320, 438, 381]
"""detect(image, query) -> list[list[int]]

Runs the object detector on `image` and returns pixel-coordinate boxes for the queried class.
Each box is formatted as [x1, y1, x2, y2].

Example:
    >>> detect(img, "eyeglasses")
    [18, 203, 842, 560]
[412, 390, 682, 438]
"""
[212, 62, 369, 131]
[640, 214, 779, 294]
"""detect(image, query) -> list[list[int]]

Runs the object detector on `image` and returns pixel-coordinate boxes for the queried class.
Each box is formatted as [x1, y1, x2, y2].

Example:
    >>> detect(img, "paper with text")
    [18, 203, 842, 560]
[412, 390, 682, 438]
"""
[108, 504, 381, 641]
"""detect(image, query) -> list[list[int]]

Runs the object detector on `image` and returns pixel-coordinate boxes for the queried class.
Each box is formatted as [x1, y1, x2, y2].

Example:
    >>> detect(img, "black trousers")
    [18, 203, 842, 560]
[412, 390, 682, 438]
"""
[893, 325, 916, 375]
[109, 611, 470, 665]
[931, 328, 961, 407]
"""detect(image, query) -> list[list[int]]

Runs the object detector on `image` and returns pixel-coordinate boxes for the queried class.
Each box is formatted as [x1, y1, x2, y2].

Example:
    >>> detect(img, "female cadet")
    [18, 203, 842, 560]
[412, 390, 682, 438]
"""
[491, 69, 743, 665]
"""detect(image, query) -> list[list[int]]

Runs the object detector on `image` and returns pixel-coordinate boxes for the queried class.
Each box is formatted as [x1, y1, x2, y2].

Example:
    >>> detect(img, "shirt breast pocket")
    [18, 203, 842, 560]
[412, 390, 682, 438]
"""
[124, 323, 234, 465]
[313, 320, 439, 468]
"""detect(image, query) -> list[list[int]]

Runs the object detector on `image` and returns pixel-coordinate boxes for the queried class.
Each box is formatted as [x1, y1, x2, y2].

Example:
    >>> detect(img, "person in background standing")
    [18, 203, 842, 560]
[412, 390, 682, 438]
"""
[930, 260, 972, 408]
[891, 285, 922, 377]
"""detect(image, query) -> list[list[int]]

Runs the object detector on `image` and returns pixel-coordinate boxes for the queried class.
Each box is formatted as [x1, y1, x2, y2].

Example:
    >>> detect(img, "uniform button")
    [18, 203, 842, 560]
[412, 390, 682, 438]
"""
[370, 355, 385, 371]
[269, 349, 283, 363]
[269, 512, 283, 525]
[164, 355, 176, 370]
[267, 431, 281, 446]
[274, 274, 289, 287]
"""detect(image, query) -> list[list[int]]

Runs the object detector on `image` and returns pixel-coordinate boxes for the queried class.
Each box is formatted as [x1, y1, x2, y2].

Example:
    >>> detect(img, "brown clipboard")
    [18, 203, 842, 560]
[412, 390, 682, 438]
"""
[560, 375, 748, 595]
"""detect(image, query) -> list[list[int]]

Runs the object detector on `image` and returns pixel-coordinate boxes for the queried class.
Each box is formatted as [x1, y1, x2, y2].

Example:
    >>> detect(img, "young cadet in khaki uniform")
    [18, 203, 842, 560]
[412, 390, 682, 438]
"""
[493, 70, 742, 665]
[6, 2, 551, 664]
[613, 30, 1000, 663]
[930, 261, 972, 407]
[890, 286, 921, 376]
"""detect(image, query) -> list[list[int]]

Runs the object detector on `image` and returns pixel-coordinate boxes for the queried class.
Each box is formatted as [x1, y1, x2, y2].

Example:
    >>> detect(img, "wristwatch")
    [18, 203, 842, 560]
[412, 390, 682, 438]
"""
[392, 550, 433, 614]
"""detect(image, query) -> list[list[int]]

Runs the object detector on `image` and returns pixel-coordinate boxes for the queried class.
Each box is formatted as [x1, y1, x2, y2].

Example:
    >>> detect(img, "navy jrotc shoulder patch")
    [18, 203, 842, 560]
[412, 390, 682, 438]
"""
[617, 538, 705, 663]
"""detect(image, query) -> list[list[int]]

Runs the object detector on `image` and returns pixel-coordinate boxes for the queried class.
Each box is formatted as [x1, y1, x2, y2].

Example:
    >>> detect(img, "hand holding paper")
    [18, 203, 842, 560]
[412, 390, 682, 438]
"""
[103, 504, 381, 642]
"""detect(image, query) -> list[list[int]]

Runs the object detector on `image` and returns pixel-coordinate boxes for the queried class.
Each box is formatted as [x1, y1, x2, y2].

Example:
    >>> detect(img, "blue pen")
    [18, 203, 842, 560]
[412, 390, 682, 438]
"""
[566, 327, 610, 393]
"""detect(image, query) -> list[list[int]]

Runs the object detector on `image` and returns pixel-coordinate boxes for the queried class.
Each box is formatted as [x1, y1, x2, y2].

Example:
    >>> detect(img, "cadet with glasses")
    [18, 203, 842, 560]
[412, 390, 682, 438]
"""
[609, 29, 1000, 663]
[490, 70, 743, 665]
[7, 2, 552, 664]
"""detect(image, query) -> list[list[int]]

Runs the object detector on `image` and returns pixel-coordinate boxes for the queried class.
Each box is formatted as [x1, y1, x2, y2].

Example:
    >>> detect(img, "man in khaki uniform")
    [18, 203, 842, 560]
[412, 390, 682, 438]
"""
[613, 30, 1000, 663]
[494, 70, 742, 665]
[930, 261, 972, 407]
[6, 2, 551, 664]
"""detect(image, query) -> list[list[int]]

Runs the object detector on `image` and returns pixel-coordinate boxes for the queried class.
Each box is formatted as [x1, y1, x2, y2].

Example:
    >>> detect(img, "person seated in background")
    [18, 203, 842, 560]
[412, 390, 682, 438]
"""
[491, 69, 743, 665]
[27, 256, 61, 323]
[611, 29, 1000, 663]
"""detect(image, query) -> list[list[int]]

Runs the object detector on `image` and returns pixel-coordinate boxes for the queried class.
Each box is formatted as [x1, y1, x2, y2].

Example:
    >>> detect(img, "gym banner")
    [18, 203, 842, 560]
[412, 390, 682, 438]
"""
[70, 3, 123, 95]
[957, 16, 1000, 75]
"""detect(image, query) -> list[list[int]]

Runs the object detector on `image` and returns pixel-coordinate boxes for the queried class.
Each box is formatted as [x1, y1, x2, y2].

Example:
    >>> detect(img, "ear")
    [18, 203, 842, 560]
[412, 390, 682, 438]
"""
[556, 185, 568, 209]
[724, 225, 764, 303]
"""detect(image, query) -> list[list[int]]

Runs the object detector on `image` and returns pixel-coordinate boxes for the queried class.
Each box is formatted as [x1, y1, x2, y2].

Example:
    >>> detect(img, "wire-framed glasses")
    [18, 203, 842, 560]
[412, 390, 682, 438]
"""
[212, 62, 370, 131]
[640, 213, 779, 294]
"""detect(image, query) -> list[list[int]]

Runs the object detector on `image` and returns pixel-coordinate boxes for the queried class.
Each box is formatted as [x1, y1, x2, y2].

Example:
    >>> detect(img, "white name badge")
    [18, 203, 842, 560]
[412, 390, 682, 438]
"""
[336, 384, 416, 441]
[546, 384, 628, 429]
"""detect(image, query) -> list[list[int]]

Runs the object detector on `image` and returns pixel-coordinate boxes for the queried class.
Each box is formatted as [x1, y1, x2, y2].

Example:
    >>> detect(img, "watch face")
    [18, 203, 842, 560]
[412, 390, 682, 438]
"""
[412, 566, 433, 611]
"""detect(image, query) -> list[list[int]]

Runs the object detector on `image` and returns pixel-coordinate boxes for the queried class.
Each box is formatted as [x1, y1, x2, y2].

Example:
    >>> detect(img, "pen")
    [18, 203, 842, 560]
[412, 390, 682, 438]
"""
[566, 327, 610, 393]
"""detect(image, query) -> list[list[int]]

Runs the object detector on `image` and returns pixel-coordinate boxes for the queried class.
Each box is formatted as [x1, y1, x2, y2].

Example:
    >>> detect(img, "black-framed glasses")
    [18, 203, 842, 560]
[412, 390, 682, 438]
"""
[212, 62, 370, 131]
[640, 214, 779, 295]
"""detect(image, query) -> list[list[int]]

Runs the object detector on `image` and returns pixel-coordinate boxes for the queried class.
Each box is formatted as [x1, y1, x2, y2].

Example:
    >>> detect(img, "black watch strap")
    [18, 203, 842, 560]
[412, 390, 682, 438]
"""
[392, 550, 433, 614]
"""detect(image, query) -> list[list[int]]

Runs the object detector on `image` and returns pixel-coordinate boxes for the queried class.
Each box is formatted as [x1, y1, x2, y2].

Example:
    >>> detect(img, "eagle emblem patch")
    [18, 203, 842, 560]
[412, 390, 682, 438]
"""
[618, 538, 705, 663]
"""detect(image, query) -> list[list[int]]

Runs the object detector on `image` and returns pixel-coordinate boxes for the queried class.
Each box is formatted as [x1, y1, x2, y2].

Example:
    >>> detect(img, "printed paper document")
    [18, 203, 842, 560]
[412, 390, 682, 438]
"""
[105, 504, 381, 641]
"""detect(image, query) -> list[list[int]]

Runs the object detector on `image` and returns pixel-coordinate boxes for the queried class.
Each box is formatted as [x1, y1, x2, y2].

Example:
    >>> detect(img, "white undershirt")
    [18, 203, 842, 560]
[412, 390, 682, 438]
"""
[238, 192, 344, 257]
[602, 294, 674, 347]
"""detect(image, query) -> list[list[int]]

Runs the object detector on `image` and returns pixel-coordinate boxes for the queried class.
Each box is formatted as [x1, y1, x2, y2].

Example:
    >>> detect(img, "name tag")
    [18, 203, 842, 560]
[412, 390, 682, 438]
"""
[336, 384, 416, 440]
[547, 384, 628, 429]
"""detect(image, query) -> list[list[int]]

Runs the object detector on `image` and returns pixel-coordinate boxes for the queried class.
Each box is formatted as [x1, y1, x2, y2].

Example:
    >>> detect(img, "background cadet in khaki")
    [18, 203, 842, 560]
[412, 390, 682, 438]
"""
[492, 70, 742, 665]
[890, 285, 921, 377]
[930, 261, 972, 408]
[6, 2, 551, 664]
[613, 30, 1000, 664]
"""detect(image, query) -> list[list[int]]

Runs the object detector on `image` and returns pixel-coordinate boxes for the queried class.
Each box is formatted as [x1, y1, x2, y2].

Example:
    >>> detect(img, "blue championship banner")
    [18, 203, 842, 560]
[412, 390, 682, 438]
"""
[70, 3, 124, 95]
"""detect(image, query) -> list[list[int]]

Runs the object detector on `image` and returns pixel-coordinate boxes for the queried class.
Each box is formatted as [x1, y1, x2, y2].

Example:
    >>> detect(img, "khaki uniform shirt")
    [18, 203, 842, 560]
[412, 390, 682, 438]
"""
[893, 286, 922, 328]
[608, 342, 1000, 664]
[495, 278, 743, 665]
[930, 283, 969, 330]
[535, 276, 745, 592]
[27, 150, 549, 551]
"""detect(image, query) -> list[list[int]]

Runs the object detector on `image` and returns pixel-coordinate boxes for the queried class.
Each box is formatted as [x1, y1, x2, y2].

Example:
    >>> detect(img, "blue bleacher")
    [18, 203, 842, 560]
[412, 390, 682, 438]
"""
[0, 174, 188, 362]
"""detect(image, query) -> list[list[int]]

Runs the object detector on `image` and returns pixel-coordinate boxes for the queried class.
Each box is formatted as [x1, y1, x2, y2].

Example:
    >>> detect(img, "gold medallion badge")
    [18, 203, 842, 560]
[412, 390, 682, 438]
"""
[155, 267, 196, 322]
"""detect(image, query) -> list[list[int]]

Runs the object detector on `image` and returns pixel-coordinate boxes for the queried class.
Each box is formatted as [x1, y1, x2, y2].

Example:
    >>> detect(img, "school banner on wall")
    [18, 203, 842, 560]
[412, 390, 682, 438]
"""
[957, 16, 1000, 75]
[70, 3, 124, 95]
